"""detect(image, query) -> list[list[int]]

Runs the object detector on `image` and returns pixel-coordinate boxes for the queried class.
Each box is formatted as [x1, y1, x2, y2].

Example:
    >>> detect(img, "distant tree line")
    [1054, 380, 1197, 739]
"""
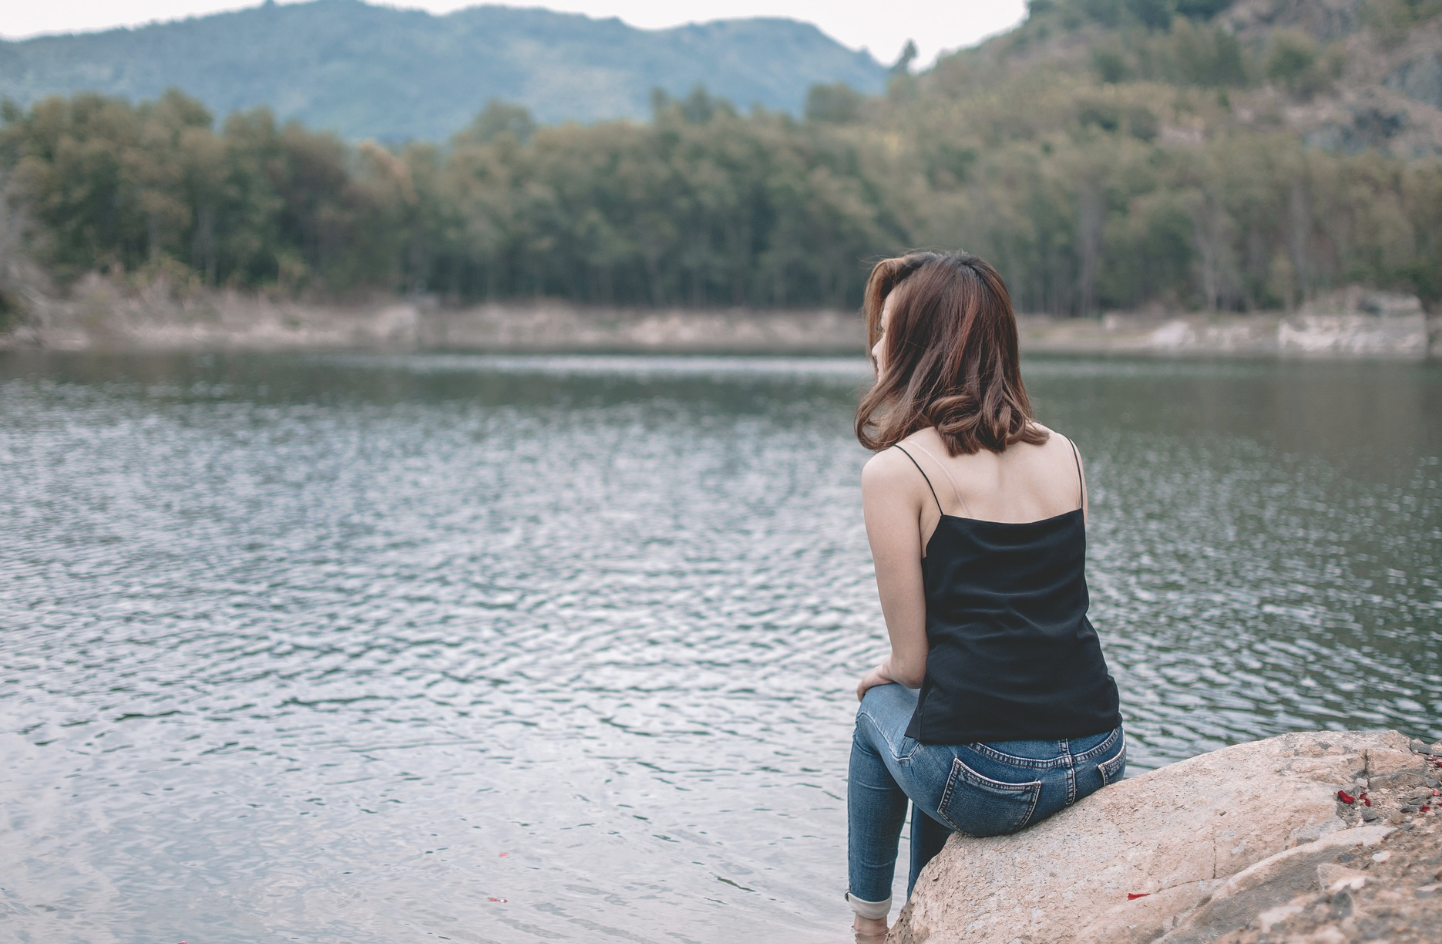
[1, 52, 1440, 314]
[0, 90, 910, 309]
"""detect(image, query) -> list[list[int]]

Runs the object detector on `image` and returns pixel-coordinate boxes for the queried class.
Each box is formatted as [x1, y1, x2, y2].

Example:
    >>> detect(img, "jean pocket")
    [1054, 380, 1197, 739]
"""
[935, 757, 1042, 837]
[1098, 741, 1127, 786]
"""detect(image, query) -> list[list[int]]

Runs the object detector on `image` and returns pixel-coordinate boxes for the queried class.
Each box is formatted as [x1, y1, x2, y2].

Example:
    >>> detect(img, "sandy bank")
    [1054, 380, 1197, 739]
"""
[2, 279, 1437, 359]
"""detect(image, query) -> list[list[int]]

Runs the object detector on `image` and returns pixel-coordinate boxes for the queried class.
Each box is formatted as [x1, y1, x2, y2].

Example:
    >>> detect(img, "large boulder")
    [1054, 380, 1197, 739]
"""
[889, 730, 1434, 944]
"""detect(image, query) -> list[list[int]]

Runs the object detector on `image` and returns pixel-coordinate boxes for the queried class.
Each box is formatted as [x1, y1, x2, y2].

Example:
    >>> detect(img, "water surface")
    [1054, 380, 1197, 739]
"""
[1, 352, 1438, 943]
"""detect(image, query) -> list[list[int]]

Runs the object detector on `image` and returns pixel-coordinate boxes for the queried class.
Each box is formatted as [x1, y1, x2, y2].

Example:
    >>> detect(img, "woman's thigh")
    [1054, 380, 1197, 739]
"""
[854, 686, 966, 819]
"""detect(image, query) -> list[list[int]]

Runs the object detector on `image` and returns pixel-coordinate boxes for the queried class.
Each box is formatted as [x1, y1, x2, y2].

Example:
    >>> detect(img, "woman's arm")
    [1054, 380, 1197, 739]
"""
[857, 450, 931, 700]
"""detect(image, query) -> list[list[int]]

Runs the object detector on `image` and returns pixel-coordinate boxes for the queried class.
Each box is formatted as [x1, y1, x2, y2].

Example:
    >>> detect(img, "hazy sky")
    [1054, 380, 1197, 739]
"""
[0, 0, 1030, 68]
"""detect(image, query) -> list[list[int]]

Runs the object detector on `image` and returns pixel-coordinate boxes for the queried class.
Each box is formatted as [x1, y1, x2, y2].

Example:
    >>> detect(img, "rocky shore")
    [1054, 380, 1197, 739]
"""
[1, 278, 1437, 359]
[888, 730, 1442, 944]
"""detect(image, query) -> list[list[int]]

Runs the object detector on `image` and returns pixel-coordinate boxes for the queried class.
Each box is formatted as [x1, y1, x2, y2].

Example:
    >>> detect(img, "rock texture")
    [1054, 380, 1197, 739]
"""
[1020, 291, 1436, 360]
[888, 730, 1437, 944]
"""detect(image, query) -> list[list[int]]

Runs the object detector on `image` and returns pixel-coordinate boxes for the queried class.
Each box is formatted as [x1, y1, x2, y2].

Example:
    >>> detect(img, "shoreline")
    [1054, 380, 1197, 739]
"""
[2, 280, 1438, 360]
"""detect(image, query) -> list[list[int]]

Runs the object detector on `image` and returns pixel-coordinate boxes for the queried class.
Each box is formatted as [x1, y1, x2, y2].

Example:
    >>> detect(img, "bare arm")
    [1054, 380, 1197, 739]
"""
[857, 450, 931, 699]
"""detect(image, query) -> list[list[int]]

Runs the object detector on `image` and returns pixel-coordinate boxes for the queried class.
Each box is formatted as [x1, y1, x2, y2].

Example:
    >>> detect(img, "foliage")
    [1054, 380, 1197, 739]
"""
[1, 0, 1439, 315]
[1365, 0, 1442, 46]
[806, 84, 865, 124]
[1033, 0, 1236, 32]
[1265, 31, 1344, 97]
[0, 89, 911, 306]
[1090, 19, 1251, 87]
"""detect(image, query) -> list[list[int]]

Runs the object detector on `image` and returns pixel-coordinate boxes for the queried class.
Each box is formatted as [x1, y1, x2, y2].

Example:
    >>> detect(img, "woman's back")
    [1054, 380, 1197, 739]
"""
[894, 424, 1085, 530]
[890, 426, 1118, 744]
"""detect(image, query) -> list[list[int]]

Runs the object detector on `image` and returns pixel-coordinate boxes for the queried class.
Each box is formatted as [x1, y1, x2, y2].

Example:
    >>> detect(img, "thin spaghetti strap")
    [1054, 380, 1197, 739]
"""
[1067, 437, 1085, 508]
[909, 440, 972, 518]
[893, 444, 944, 516]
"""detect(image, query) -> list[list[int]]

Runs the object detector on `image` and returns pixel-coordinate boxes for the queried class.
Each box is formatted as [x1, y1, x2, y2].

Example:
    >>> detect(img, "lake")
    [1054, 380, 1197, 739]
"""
[1, 351, 1439, 943]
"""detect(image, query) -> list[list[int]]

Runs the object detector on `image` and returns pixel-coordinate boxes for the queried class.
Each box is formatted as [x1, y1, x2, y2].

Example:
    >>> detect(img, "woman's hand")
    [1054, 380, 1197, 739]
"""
[856, 661, 893, 702]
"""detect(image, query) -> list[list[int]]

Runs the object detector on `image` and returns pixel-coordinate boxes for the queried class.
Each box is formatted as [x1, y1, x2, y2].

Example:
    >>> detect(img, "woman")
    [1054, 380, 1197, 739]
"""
[846, 251, 1125, 940]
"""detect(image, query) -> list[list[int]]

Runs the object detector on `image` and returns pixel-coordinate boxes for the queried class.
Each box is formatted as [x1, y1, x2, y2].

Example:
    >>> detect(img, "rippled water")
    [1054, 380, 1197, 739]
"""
[1, 352, 1439, 943]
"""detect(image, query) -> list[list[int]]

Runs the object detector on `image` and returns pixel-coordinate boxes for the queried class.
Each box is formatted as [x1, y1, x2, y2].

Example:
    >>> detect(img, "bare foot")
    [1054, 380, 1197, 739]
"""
[853, 915, 887, 943]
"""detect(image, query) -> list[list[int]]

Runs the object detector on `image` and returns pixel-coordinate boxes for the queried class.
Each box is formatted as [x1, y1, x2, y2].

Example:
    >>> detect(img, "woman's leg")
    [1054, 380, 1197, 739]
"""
[847, 692, 911, 920]
[907, 807, 951, 899]
[849, 683, 946, 927]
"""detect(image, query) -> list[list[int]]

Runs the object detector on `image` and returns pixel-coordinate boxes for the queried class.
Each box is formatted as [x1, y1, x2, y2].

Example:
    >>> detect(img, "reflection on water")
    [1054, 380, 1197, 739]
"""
[0, 352, 1438, 943]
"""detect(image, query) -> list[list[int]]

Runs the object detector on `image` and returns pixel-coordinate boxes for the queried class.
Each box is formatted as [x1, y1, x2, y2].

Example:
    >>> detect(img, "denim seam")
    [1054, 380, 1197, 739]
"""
[1098, 744, 1127, 786]
[966, 742, 1069, 769]
[857, 708, 919, 762]
[1072, 728, 1123, 765]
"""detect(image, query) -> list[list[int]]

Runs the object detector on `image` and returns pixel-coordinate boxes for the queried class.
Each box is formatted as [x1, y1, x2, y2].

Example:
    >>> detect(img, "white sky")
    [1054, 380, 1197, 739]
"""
[0, 1, 1030, 68]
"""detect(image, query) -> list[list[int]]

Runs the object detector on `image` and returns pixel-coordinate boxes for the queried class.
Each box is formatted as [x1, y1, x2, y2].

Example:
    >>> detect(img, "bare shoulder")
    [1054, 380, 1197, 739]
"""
[1031, 422, 1081, 458]
[861, 446, 912, 489]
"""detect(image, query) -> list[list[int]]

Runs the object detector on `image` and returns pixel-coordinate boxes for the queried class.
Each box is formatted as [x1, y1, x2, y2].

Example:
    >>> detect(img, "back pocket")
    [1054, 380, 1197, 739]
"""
[1098, 742, 1127, 786]
[936, 757, 1042, 837]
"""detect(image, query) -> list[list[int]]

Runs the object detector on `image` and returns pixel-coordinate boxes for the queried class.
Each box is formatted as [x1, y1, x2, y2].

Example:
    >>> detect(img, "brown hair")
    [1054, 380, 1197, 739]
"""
[854, 251, 1047, 455]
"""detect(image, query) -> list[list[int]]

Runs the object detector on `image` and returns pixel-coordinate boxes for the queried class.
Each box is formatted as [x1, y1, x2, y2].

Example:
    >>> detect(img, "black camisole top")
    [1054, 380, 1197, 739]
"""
[893, 443, 1122, 744]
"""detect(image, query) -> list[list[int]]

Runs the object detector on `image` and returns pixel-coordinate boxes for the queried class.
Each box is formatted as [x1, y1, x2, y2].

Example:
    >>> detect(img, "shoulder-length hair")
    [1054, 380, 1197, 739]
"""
[854, 250, 1047, 455]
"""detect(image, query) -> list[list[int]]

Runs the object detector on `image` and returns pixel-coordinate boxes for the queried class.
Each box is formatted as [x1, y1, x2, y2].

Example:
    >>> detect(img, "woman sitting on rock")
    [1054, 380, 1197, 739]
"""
[847, 251, 1126, 940]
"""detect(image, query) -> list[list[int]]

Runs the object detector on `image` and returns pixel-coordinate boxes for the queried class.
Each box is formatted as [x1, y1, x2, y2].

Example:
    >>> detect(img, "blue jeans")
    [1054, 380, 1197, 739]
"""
[846, 683, 1125, 919]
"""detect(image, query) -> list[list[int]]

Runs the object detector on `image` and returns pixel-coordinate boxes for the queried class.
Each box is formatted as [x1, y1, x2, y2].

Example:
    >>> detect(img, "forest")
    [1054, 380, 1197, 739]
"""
[1, 0, 1440, 316]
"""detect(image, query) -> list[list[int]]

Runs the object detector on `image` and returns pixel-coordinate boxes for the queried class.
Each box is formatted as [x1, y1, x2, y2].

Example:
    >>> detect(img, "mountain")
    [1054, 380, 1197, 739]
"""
[915, 0, 1442, 158]
[0, 0, 889, 140]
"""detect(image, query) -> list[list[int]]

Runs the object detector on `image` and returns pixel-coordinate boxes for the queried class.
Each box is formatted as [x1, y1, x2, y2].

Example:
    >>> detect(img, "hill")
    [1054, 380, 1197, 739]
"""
[0, 0, 889, 140]
[1, 0, 1439, 319]
[912, 0, 1442, 157]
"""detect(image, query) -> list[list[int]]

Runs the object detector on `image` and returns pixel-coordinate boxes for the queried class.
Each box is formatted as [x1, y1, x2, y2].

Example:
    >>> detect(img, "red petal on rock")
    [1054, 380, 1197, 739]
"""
[1128, 893, 1149, 900]
[1364, 798, 1372, 807]
[1337, 790, 1355, 804]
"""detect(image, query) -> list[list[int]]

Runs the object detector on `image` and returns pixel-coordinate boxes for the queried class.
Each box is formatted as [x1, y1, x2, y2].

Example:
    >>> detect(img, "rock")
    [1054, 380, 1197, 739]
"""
[1315, 863, 1367, 893]
[1410, 738, 1431, 754]
[1255, 900, 1306, 933]
[887, 730, 1412, 944]
[1389, 811, 1406, 825]
[1364, 744, 1428, 789]
[1151, 827, 1391, 943]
